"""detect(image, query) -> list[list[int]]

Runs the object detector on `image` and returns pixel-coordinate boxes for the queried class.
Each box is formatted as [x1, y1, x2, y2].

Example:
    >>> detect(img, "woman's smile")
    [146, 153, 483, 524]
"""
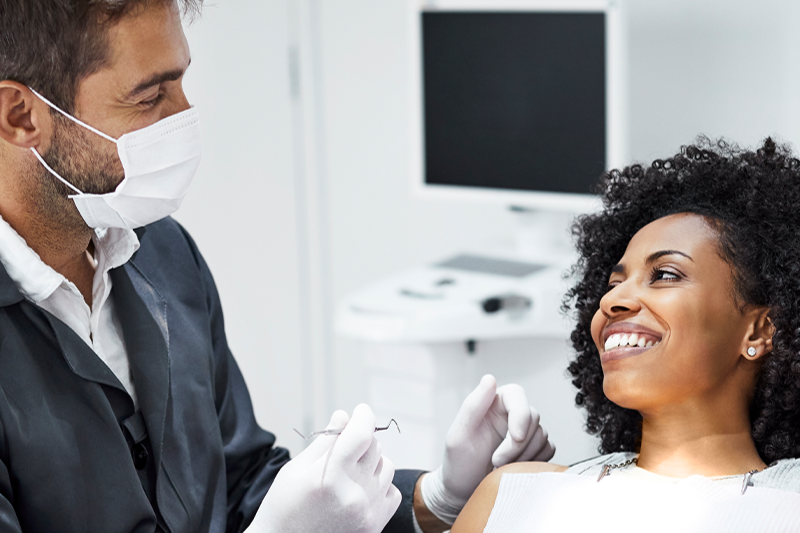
[601, 322, 662, 362]
[600, 333, 661, 363]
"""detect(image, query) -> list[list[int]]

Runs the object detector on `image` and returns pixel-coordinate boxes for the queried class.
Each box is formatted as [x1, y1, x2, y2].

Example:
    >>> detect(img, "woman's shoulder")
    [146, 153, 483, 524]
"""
[469, 461, 570, 507]
[450, 462, 570, 533]
[494, 461, 570, 476]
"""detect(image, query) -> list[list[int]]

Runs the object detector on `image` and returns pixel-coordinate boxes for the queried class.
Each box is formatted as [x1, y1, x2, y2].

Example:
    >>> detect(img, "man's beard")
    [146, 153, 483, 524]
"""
[33, 113, 125, 228]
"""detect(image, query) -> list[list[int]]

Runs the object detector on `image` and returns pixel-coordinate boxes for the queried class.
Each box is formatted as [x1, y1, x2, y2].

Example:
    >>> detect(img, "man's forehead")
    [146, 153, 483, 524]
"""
[100, 1, 190, 98]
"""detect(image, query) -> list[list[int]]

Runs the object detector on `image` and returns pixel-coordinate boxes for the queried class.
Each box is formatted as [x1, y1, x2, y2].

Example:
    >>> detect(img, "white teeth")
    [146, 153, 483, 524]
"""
[604, 335, 616, 351]
[606, 334, 619, 350]
[604, 332, 662, 351]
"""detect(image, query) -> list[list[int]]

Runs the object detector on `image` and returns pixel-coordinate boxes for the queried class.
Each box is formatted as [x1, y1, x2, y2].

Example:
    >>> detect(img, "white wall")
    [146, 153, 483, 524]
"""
[626, 0, 800, 161]
[178, 0, 307, 457]
[177, 0, 800, 462]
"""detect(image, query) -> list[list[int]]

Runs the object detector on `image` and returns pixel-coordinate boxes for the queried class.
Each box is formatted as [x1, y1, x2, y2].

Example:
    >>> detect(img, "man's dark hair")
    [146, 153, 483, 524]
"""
[565, 137, 800, 464]
[0, 0, 202, 113]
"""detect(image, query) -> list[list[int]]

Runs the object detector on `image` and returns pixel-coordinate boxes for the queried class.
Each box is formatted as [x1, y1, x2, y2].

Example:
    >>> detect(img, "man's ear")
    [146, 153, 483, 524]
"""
[0, 81, 51, 149]
[740, 308, 774, 361]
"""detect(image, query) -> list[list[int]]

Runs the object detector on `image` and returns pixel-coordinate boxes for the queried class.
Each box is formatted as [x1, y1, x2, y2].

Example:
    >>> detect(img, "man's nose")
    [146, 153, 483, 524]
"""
[160, 89, 191, 120]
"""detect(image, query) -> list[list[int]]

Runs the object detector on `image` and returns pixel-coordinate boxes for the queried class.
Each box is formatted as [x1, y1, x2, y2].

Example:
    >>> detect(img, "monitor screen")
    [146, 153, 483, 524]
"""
[422, 11, 606, 196]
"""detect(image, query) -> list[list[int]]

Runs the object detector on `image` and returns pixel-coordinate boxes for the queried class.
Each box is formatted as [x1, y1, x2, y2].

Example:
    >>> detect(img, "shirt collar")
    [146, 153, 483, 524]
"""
[0, 214, 139, 303]
[93, 226, 141, 271]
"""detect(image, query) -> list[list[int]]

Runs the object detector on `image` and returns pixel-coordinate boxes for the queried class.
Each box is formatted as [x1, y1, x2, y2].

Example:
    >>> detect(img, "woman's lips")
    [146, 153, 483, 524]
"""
[600, 344, 656, 363]
[600, 324, 663, 363]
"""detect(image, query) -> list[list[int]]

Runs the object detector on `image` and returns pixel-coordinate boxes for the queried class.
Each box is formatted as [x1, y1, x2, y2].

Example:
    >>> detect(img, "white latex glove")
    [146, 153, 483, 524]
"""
[421, 374, 555, 525]
[247, 404, 401, 533]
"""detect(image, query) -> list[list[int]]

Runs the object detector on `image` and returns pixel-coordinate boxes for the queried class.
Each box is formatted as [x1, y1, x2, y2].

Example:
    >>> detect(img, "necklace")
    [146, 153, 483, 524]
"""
[596, 457, 638, 482]
[740, 469, 758, 495]
[596, 455, 763, 495]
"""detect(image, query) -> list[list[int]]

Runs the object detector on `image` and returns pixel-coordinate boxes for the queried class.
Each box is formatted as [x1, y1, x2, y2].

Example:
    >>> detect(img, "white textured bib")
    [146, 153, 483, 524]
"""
[485, 472, 800, 533]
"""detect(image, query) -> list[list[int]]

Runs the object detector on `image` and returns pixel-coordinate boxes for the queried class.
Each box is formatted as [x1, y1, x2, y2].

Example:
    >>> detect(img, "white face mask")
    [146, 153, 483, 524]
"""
[28, 88, 202, 230]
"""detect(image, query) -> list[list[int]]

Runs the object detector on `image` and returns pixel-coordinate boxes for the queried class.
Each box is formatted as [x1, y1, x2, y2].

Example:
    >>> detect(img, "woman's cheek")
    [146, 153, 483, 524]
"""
[591, 310, 606, 351]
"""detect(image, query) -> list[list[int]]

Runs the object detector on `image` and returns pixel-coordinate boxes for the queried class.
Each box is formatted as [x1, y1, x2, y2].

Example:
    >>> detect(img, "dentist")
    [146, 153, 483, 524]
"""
[0, 1, 554, 532]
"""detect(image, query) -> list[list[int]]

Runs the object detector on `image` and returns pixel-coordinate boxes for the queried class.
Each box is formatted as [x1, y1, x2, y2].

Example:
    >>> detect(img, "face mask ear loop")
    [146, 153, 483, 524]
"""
[29, 147, 83, 195]
[27, 87, 118, 144]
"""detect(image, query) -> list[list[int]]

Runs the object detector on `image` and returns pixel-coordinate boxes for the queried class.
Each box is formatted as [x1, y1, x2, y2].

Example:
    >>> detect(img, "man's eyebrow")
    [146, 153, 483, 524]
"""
[611, 263, 625, 274]
[125, 60, 191, 100]
[645, 250, 694, 263]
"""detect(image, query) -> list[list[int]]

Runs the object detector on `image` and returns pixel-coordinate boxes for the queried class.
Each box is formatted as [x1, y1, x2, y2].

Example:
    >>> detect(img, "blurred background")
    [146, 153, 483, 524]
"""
[177, 0, 800, 467]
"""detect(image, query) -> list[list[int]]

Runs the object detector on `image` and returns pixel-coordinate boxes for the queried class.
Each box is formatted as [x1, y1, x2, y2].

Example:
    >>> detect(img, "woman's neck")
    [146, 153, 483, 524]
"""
[636, 401, 766, 478]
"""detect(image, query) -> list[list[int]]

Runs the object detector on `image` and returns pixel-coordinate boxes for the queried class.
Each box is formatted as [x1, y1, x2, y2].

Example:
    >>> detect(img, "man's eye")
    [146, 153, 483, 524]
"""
[140, 93, 165, 108]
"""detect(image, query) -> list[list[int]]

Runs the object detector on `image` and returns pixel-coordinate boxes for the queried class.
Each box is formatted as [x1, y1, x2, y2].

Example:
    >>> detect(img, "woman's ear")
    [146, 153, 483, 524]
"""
[0, 82, 48, 149]
[740, 308, 774, 361]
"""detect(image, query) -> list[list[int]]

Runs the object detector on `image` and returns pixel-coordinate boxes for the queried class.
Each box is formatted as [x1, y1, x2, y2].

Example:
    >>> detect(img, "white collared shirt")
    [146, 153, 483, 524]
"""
[0, 215, 140, 407]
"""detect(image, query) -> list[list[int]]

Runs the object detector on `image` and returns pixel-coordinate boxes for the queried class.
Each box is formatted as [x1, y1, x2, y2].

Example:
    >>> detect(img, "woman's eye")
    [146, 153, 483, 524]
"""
[651, 269, 679, 282]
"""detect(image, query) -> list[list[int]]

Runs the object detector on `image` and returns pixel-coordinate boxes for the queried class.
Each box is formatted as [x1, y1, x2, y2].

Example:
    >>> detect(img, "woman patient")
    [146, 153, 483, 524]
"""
[452, 138, 800, 532]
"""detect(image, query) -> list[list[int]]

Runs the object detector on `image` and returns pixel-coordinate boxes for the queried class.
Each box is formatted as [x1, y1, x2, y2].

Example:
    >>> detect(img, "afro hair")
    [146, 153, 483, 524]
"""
[565, 137, 800, 464]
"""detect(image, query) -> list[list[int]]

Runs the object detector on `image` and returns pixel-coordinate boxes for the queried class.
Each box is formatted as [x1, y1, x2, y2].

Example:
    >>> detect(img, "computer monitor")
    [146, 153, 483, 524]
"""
[409, 0, 627, 213]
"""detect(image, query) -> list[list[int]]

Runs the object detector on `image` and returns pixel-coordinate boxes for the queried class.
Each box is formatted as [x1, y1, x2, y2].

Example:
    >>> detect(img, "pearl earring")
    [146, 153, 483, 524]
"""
[747, 347, 757, 357]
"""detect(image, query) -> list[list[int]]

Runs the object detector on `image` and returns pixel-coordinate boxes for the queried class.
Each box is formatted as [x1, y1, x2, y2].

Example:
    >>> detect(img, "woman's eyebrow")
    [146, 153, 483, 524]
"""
[646, 250, 694, 263]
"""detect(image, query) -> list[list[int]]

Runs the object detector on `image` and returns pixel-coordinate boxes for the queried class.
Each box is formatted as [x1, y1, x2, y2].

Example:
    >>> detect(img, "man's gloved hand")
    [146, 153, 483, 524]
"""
[247, 404, 401, 533]
[421, 374, 555, 525]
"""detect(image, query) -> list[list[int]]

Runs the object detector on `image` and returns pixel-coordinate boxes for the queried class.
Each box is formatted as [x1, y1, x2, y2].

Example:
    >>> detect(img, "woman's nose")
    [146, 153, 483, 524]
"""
[599, 280, 641, 317]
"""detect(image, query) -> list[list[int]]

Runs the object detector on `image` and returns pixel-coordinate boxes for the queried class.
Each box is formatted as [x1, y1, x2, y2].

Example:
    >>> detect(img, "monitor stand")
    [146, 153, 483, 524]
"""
[508, 205, 578, 263]
[334, 207, 592, 472]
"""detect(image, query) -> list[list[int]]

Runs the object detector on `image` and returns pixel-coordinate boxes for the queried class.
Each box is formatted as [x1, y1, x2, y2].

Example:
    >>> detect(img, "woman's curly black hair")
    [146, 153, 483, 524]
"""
[565, 137, 800, 464]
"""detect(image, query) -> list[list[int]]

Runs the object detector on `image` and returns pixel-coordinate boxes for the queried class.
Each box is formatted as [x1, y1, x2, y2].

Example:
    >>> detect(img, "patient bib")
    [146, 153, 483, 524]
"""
[484, 473, 800, 533]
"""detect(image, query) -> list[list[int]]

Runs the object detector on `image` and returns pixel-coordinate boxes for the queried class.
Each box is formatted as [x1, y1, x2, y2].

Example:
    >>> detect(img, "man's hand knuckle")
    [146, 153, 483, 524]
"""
[345, 492, 370, 514]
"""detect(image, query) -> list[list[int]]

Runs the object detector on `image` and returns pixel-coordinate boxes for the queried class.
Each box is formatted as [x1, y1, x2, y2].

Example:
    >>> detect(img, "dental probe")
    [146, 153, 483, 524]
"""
[293, 419, 401, 440]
